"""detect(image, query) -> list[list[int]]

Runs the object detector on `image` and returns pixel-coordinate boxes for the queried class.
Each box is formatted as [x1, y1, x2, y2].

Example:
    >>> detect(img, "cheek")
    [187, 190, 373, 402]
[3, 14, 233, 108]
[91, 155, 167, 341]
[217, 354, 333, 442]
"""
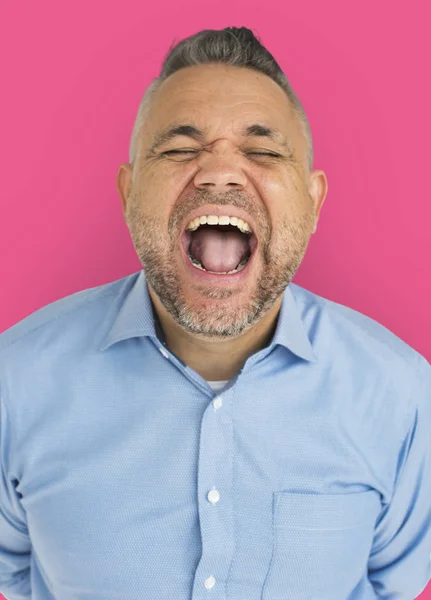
[139, 165, 187, 212]
[259, 178, 299, 223]
[260, 170, 302, 205]
[269, 176, 311, 220]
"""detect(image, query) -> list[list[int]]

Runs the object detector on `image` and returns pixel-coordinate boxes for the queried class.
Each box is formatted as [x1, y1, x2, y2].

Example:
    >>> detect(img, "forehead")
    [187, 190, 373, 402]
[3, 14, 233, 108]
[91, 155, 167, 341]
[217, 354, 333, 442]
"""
[142, 64, 300, 143]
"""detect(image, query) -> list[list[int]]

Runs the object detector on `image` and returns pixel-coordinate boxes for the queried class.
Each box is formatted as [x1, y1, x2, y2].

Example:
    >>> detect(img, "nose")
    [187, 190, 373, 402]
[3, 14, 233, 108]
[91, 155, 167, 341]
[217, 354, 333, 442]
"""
[193, 143, 248, 192]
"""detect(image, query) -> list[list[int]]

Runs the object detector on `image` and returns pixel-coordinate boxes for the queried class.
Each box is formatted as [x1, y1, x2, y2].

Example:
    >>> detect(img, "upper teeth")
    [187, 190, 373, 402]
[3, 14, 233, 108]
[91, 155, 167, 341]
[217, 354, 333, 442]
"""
[186, 215, 252, 233]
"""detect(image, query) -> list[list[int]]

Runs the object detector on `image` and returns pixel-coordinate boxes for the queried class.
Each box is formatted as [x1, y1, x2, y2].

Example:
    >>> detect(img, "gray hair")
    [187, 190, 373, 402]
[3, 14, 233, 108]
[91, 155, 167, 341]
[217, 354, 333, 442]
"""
[129, 26, 314, 171]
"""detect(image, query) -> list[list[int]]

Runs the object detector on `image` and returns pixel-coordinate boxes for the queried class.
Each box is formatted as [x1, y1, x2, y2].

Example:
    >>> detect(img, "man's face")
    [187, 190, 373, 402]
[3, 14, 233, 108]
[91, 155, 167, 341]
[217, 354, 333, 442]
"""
[120, 64, 326, 338]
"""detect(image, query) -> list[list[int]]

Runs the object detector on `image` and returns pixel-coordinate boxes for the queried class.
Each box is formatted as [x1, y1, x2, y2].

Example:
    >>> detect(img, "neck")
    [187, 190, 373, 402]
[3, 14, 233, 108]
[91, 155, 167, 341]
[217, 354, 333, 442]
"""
[148, 286, 283, 381]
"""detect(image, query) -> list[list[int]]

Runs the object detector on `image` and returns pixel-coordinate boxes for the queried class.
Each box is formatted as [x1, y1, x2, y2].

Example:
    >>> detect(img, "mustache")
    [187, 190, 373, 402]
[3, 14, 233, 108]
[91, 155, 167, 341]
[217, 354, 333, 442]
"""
[168, 189, 270, 237]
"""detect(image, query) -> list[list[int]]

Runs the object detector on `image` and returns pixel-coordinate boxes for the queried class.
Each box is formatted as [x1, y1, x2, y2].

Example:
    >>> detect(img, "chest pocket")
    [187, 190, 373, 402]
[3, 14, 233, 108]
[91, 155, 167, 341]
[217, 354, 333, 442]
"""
[261, 490, 381, 600]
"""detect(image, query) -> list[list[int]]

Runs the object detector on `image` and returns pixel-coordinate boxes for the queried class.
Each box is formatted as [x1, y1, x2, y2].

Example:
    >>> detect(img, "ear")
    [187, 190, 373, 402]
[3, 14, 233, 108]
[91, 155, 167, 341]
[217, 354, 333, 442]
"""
[308, 169, 328, 233]
[116, 163, 134, 218]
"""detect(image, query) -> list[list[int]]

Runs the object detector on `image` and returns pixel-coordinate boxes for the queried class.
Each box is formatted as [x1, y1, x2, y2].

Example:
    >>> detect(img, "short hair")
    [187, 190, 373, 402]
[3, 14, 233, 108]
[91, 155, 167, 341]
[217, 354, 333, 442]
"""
[129, 26, 313, 171]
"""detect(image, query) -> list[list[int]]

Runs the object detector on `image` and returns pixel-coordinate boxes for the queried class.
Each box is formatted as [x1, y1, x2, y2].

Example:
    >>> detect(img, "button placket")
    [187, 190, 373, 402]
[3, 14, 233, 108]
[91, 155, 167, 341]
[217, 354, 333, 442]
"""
[192, 390, 235, 598]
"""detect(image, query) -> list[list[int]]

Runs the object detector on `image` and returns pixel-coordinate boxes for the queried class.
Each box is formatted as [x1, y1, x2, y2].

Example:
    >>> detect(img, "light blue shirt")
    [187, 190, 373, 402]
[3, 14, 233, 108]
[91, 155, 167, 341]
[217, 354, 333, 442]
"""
[1, 269, 430, 600]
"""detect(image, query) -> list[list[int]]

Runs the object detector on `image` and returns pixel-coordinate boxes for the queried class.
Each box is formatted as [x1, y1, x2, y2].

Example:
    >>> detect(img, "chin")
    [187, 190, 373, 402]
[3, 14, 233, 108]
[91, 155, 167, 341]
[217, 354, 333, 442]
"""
[173, 285, 265, 337]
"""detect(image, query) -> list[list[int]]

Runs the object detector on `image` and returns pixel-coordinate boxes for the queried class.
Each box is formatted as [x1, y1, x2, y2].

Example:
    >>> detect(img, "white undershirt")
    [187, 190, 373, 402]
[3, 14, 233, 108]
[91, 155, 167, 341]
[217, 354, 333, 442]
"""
[207, 380, 229, 393]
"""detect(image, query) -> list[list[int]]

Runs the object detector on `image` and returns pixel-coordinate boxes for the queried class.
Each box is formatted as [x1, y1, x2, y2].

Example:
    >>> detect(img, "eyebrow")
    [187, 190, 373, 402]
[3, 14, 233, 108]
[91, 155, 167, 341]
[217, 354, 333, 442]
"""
[149, 123, 293, 153]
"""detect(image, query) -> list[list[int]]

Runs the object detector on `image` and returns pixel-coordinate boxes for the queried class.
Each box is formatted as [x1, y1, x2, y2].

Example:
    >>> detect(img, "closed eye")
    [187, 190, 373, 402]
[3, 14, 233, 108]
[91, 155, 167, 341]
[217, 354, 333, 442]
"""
[161, 150, 281, 157]
[162, 150, 198, 155]
[247, 152, 281, 157]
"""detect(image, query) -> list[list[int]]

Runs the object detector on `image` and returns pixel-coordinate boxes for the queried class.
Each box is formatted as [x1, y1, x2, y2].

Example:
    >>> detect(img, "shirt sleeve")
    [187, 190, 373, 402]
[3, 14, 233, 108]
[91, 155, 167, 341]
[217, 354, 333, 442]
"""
[0, 388, 32, 600]
[368, 354, 431, 599]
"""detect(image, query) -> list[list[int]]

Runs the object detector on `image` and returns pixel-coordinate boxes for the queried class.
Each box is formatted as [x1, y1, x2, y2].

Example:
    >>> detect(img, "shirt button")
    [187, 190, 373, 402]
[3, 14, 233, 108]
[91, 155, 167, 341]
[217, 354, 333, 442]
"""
[207, 489, 220, 504]
[213, 396, 223, 409]
[204, 575, 216, 589]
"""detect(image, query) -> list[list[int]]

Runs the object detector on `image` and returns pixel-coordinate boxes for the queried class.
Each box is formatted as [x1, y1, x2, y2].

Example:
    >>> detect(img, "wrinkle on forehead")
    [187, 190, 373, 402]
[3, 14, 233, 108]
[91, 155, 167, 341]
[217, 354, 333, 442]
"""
[139, 64, 307, 167]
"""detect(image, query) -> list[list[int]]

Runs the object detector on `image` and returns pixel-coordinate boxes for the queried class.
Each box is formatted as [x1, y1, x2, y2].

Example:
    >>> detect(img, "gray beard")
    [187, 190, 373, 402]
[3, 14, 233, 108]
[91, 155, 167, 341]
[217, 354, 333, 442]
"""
[125, 191, 314, 338]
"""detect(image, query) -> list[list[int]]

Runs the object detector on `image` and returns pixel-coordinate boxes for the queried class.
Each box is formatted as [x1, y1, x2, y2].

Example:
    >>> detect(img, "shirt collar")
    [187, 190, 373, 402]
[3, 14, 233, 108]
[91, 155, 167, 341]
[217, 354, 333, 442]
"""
[99, 269, 317, 363]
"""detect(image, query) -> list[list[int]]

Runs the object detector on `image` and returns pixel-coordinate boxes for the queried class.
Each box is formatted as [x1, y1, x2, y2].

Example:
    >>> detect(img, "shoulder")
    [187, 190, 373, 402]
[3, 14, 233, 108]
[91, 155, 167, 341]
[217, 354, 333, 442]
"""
[290, 282, 430, 445]
[289, 282, 428, 418]
[0, 271, 139, 359]
[290, 282, 425, 368]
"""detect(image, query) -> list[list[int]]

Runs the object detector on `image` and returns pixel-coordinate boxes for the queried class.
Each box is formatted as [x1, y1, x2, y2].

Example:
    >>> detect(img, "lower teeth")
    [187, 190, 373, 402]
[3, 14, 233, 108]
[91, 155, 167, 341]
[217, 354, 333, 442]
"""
[189, 255, 249, 274]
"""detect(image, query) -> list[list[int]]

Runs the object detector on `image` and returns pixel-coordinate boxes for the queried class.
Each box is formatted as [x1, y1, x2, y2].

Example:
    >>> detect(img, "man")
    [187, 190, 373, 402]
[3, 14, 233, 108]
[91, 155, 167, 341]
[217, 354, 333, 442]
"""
[0, 26, 430, 600]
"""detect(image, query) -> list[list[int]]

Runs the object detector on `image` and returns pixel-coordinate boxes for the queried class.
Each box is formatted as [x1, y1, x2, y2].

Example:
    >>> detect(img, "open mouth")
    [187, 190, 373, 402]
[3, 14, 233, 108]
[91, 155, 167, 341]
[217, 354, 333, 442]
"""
[181, 215, 258, 276]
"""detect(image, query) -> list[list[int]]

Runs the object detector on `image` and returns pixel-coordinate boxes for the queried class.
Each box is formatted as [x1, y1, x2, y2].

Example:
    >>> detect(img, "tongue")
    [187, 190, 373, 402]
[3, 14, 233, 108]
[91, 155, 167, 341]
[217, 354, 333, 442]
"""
[189, 228, 250, 272]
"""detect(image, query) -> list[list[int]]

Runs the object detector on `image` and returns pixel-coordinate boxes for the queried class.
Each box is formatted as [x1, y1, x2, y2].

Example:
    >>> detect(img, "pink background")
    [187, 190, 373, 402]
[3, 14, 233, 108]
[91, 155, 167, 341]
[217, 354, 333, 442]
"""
[0, 1, 430, 598]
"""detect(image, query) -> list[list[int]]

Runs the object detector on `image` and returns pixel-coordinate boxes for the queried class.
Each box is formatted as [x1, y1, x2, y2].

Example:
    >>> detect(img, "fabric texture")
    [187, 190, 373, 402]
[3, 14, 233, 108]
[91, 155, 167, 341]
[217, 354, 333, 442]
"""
[207, 381, 229, 393]
[0, 269, 430, 600]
